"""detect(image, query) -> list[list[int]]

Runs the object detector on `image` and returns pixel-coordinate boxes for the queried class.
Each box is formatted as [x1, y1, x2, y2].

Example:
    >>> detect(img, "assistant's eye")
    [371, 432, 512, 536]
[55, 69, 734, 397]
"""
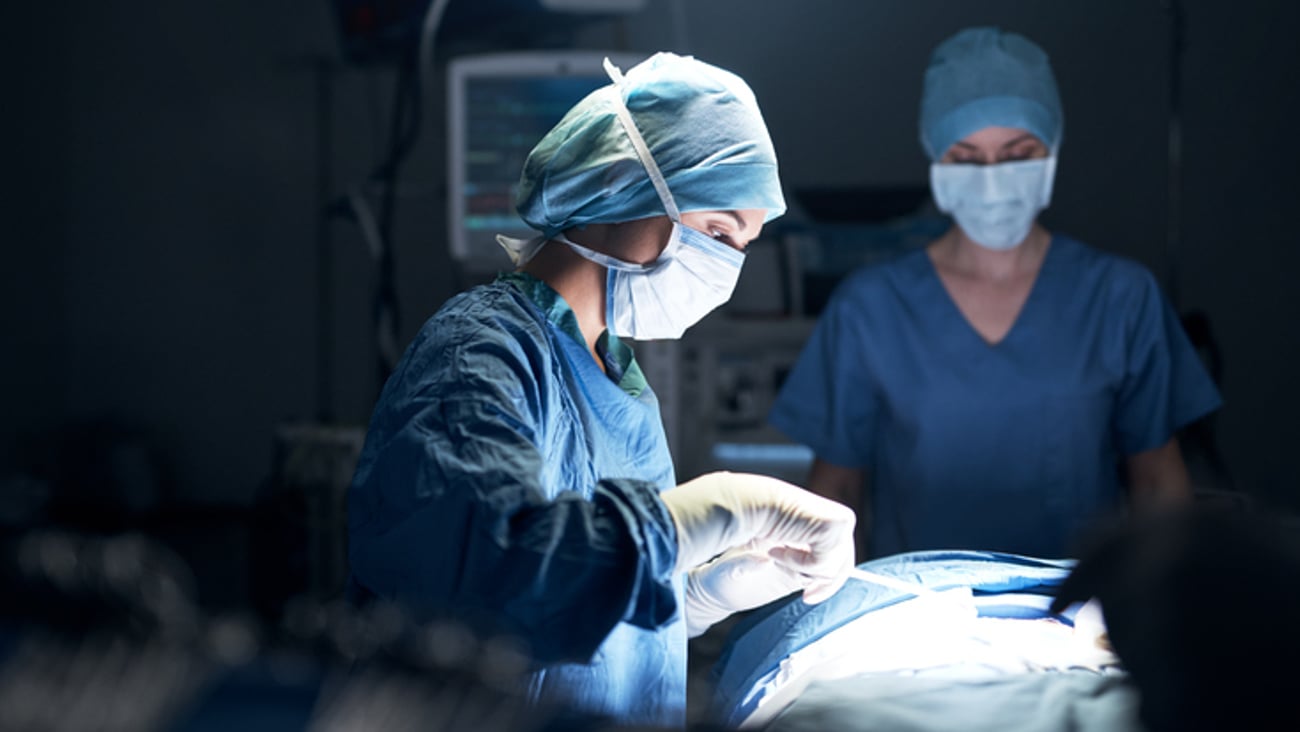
[1001, 145, 1046, 163]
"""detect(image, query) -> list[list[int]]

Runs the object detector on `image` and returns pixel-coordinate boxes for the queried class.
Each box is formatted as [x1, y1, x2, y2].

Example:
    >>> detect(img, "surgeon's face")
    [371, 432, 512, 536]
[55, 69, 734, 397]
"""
[616, 208, 767, 265]
[940, 126, 1049, 165]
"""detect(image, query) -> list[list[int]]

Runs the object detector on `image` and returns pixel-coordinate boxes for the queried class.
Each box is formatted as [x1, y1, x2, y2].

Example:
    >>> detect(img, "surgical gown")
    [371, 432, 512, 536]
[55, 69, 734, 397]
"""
[770, 236, 1222, 559]
[347, 272, 686, 727]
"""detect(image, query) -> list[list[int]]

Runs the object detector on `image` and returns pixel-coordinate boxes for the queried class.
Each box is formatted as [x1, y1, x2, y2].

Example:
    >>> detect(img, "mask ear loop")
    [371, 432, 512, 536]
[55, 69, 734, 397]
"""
[602, 58, 682, 224]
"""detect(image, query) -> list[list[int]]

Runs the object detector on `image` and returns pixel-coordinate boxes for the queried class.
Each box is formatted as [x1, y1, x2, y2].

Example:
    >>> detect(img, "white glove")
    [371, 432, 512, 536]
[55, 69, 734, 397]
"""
[660, 471, 856, 604]
[683, 546, 808, 637]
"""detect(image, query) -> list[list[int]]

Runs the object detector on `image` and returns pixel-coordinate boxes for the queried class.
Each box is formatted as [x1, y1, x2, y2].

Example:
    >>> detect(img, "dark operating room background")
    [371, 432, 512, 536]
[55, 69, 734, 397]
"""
[5, 0, 1299, 615]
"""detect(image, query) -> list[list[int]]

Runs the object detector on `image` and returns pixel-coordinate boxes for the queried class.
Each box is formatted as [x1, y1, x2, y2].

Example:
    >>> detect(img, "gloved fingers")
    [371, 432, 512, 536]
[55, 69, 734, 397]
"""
[664, 471, 857, 575]
[801, 572, 849, 605]
[684, 547, 810, 636]
[708, 548, 777, 576]
[768, 539, 854, 604]
[739, 536, 776, 554]
[662, 471, 761, 572]
[769, 551, 852, 600]
[764, 483, 857, 549]
[706, 548, 807, 594]
[743, 550, 808, 587]
[766, 544, 811, 568]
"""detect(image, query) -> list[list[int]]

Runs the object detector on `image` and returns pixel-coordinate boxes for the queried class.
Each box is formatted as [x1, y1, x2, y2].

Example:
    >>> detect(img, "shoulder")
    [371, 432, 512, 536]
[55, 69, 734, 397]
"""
[1052, 235, 1164, 304]
[393, 282, 555, 393]
[1053, 235, 1154, 283]
[426, 282, 547, 348]
[828, 248, 930, 311]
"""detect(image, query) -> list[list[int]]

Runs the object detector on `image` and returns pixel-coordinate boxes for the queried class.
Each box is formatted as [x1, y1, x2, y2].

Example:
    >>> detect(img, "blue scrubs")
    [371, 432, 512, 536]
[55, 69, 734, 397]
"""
[770, 236, 1222, 559]
[347, 272, 686, 727]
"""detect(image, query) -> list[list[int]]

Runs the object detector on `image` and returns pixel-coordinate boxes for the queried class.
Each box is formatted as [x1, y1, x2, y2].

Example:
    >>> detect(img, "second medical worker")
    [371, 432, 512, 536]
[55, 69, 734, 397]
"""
[346, 52, 855, 728]
[770, 27, 1221, 560]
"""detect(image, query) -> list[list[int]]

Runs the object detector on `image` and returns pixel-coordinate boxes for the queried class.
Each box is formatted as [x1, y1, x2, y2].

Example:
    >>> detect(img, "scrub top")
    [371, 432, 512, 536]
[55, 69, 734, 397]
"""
[769, 236, 1222, 559]
[347, 272, 686, 727]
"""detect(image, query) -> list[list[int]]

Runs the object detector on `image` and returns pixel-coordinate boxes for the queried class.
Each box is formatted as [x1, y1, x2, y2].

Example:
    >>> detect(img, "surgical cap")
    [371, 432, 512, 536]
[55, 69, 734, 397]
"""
[919, 27, 1063, 161]
[515, 52, 785, 237]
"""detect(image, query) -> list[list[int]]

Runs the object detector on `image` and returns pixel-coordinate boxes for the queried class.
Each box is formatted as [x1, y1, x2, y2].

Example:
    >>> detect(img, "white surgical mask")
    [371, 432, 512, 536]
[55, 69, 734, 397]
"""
[500, 57, 746, 341]
[930, 156, 1057, 251]
[556, 224, 743, 340]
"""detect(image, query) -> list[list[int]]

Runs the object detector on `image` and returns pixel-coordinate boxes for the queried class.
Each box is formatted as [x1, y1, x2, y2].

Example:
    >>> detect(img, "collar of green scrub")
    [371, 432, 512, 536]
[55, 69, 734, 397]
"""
[499, 271, 648, 398]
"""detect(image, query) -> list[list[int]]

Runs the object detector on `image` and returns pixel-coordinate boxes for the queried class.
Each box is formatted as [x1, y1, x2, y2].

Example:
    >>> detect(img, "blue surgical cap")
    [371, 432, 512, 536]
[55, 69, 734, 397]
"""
[919, 27, 1063, 161]
[515, 52, 785, 237]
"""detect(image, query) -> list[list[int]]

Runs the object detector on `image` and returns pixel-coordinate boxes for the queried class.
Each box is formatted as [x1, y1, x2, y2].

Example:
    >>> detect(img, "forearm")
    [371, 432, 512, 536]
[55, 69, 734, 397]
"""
[350, 390, 680, 661]
[1125, 437, 1193, 511]
[806, 459, 864, 504]
[351, 478, 676, 662]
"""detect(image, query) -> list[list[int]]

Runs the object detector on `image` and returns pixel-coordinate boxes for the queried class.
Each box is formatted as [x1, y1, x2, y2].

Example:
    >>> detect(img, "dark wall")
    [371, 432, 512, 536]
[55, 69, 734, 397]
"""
[5, 1, 1298, 518]
[1175, 0, 1300, 510]
[7, 1, 453, 508]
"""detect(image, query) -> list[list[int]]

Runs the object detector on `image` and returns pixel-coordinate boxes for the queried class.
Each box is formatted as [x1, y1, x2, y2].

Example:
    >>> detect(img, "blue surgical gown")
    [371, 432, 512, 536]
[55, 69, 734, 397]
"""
[347, 272, 686, 727]
[770, 236, 1222, 559]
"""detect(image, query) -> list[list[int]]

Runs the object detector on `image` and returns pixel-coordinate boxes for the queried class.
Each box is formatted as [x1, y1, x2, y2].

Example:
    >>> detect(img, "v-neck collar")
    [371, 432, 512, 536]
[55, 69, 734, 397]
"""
[920, 237, 1057, 349]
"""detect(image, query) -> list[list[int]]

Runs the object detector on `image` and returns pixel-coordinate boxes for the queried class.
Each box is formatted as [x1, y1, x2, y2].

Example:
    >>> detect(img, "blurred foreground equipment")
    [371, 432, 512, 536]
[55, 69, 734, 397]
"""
[1052, 506, 1300, 732]
[0, 528, 638, 732]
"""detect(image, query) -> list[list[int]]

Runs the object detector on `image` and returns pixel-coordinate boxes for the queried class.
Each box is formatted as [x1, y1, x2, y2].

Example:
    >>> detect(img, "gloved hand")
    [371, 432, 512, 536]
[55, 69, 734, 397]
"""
[683, 546, 807, 637]
[659, 471, 856, 604]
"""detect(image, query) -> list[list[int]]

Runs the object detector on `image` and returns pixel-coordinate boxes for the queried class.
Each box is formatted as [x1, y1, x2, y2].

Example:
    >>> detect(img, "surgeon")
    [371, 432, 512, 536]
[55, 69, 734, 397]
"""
[346, 52, 855, 728]
[769, 27, 1221, 561]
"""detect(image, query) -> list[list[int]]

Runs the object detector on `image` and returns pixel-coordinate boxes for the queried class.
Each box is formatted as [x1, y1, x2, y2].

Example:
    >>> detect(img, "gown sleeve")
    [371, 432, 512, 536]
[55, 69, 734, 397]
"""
[768, 283, 877, 469]
[346, 309, 680, 665]
[1112, 268, 1223, 455]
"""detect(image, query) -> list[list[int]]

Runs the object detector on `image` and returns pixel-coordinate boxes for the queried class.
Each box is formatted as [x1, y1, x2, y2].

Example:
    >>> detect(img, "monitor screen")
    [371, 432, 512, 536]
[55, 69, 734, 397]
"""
[447, 51, 647, 271]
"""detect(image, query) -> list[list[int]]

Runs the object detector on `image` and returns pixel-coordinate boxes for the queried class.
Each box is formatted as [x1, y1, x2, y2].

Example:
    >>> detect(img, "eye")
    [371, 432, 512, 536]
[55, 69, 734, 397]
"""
[1000, 144, 1046, 163]
[705, 226, 729, 243]
[711, 229, 745, 250]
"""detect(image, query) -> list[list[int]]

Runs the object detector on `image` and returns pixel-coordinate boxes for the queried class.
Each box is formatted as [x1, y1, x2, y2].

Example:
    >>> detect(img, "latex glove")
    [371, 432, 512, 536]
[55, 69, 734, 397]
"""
[683, 546, 807, 637]
[660, 471, 855, 603]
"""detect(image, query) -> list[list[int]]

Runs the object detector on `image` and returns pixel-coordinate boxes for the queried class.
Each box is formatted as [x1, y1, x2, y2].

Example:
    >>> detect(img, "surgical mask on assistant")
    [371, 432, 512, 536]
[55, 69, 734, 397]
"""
[930, 156, 1057, 251]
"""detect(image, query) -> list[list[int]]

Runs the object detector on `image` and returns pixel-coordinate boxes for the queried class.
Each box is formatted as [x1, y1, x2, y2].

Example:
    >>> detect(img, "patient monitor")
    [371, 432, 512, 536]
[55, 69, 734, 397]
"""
[447, 50, 644, 273]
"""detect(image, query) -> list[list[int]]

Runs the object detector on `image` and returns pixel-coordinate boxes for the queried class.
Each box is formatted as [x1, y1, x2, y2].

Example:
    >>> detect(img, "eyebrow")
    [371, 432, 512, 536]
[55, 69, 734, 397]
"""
[721, 210, 766, 241]
[951, 134, 1041, 152]
[999, 134, 1040, 149]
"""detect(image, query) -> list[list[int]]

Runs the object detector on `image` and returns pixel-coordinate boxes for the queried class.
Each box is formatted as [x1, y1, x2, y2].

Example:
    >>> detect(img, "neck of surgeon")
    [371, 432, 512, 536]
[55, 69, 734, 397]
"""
[522, 218, 671, 369]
